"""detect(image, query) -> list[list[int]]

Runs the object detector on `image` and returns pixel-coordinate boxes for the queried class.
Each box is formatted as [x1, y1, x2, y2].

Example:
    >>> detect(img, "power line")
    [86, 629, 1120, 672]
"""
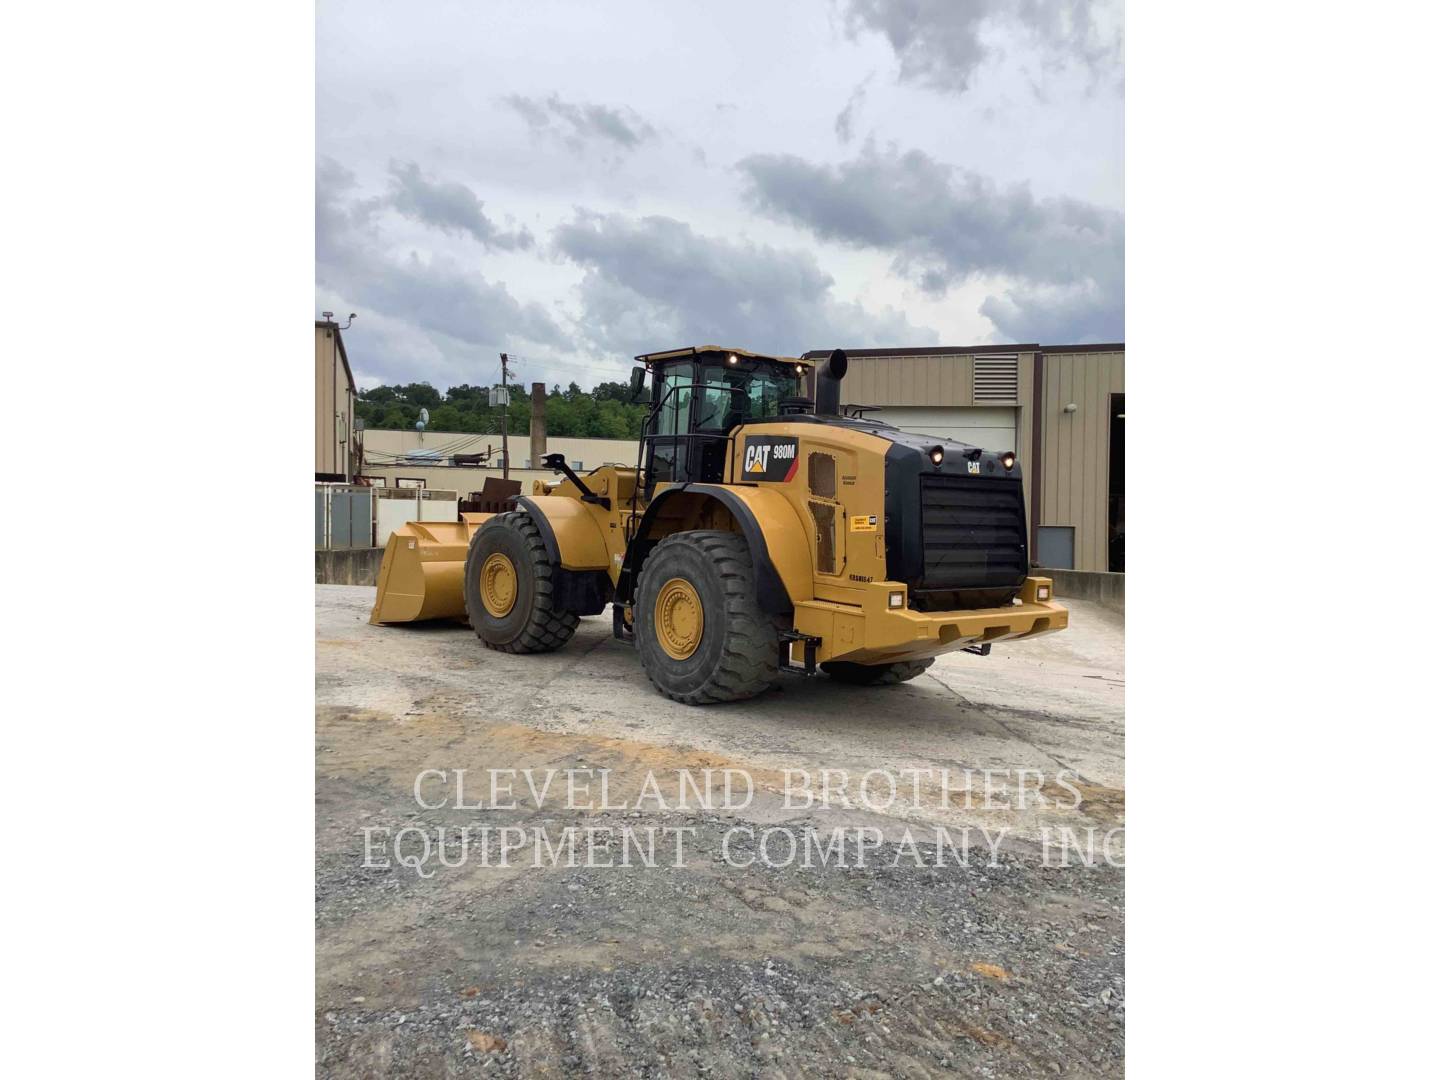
[501, 352, 633, 381]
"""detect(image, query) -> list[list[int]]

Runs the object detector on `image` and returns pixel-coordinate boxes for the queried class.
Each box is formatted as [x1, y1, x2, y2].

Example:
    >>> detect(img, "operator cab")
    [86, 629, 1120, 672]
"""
[632, 346, 810, 496]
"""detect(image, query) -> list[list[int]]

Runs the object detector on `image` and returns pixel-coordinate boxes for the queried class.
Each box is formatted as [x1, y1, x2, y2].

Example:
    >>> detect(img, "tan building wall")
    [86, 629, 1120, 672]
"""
[358, 432, 640, 498]
[836, 348, 1036, 412]
[361, 430, 637, 471]
[1034, 348, 1124, 575]
[315, 322, 357, 479]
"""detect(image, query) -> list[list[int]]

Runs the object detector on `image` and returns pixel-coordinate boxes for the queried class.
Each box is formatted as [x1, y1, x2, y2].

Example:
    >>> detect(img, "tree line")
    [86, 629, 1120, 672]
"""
[355, 380, 648, 440]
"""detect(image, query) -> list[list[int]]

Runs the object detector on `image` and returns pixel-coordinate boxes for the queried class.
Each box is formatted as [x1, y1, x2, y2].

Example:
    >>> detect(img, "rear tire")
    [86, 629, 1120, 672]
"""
[821, 658, 935, 686]
[634, 531, 779, 705]
[464, 511, 578, 653]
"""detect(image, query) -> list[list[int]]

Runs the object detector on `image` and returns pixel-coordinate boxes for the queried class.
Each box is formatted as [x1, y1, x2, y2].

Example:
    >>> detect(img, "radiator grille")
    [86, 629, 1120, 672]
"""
[917, 475, 1026, 589]
[973, 355, 1019, 403]
[808, 452, 836, 498]
[809, 501, 837, 575]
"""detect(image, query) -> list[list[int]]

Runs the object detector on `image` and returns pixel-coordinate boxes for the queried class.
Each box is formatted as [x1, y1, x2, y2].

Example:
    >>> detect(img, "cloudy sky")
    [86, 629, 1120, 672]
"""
[317, 0, 1123, 390]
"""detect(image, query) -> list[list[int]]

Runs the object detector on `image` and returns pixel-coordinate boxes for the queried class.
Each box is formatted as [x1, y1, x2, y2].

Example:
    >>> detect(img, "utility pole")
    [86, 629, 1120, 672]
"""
[499, 352, 511, 480]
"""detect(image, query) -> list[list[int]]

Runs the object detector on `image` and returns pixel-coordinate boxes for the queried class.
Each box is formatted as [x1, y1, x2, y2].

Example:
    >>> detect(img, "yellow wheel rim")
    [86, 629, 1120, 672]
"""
[655, 577, 704, 660]
[479, 552, 518, 617]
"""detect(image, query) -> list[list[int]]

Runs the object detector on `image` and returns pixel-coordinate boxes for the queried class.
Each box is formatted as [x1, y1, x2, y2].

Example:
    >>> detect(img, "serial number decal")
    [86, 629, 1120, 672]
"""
[741, 435, 800, 482]
[849, 514, 878, 532]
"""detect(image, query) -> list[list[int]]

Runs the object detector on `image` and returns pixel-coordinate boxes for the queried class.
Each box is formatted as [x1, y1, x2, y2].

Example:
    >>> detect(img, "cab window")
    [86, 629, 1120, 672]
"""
[694, 365, 750, 431]
[744, 365, 800, 420]
[650, 362, 694, 436]
[693, 361, 799, 431]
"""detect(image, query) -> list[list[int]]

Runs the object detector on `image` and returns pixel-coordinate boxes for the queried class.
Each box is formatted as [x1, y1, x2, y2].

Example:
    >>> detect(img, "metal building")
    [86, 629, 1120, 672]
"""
[315, 319, 361, 482]
[803, 344, 1124, 574]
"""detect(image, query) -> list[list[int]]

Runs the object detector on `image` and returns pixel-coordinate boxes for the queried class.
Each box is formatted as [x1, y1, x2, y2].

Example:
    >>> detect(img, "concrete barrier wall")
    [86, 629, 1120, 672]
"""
[316, 546, 384, 586]
[1038, 568, 1124, 612]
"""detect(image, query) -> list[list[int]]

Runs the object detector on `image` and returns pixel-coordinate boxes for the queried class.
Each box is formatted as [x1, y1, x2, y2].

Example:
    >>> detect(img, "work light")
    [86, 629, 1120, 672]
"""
[929, 446, 944, 466]
[1001, 451, 1016, 470]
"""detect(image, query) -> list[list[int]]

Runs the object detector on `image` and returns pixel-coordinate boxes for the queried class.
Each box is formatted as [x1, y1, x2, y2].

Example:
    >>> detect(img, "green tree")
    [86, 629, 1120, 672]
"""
[398, 382, 442, 410]
[353, 379, 648, 437]
[429, 404, 463, 431]
[592, 380, 632, 404]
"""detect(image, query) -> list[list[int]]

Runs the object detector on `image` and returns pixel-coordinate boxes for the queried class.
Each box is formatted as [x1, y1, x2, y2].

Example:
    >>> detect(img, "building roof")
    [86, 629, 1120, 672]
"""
[800, 342, 1122, 359]
[635, 345, 809, 366]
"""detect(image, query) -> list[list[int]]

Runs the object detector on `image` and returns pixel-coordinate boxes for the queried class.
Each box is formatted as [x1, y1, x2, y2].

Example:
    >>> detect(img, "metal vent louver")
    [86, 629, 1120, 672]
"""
[973, 355, 1019, 403]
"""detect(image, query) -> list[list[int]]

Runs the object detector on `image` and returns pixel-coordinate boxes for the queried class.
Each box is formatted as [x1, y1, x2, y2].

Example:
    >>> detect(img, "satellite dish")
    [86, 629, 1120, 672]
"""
[419, 408, 430, 424]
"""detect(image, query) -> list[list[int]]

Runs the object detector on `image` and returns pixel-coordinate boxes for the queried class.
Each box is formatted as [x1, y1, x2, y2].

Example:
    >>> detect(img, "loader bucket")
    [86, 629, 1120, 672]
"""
[369, 513, 493, 625]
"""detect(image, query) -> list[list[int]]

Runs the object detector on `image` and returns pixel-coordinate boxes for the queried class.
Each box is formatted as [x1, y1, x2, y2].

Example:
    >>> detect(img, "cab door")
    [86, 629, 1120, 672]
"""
[643, 362, 693, 500]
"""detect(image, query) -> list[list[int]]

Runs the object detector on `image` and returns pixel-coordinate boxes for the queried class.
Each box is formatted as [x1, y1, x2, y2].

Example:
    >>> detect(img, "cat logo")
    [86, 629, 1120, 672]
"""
[740, 435, 800, 482]
[967, 460, 981, 475]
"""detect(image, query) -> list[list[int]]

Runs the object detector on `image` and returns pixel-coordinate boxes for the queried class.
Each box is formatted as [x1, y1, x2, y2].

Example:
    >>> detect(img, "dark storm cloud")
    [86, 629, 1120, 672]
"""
[381, 161, 533, 250]
[503, 94, 657, 151]
[316, 157, 565, 365]
[739, 147, 1122, 341]
[551, 211, 935, 358]
[843, 0, 1121, 96]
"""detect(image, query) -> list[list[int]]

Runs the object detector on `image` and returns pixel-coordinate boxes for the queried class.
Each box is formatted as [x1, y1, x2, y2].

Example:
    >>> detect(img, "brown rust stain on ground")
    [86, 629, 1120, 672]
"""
[317, 704, 797, 806]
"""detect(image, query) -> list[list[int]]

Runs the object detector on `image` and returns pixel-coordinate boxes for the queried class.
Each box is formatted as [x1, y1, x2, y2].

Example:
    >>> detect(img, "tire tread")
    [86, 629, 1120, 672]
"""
[465, 511, 579, 654]
[635, 530, 778, 705]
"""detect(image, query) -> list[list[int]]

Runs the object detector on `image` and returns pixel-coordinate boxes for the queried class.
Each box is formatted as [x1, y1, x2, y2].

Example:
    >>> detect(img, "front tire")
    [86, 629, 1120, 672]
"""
[634, 531, 779, 705]
[464, 511, 578, 653]
[820, 658, 935, 686]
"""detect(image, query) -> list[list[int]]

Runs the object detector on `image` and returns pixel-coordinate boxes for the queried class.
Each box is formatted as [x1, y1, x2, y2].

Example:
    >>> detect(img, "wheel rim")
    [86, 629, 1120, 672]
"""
[654, 577, 704, 660]
[479, 552, 518, 617]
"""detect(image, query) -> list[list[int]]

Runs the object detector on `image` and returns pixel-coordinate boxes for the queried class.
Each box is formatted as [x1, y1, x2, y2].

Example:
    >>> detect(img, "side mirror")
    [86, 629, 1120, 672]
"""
[628, 365, 649, 403]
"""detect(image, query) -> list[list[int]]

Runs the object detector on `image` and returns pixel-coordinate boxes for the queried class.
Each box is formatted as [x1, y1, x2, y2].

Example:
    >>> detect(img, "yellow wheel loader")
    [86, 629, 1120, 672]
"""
[371, 346, 1067, 705]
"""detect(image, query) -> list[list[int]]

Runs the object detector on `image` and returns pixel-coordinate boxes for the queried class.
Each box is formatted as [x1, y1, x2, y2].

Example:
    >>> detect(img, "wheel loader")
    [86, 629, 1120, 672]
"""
[370, 346, 1067, 705]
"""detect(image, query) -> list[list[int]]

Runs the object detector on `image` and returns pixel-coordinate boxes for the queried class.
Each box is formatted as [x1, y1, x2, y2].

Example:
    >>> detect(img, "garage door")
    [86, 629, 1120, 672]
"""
[870, 406, 1019, 454]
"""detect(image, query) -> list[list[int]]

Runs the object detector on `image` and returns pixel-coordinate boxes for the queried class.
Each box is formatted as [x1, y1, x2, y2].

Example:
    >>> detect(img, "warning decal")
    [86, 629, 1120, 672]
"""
[741, 435, 800, 482]
[849, 515, 878, 532]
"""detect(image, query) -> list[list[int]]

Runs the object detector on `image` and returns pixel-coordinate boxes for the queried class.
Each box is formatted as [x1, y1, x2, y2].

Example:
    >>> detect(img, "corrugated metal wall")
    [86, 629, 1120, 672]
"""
[840, 353, 977, 407]
[1038, 350, 1124, 573]
[315, 328, 337, 475]
[315, 325, 354, 478]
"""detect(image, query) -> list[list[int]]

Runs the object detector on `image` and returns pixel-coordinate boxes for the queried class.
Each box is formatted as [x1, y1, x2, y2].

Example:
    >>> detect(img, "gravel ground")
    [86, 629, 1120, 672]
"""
[317, 585, 1124, 1077]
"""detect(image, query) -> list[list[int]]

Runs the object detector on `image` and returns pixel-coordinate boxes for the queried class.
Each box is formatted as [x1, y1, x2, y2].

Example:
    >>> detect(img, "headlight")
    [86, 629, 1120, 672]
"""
[888, 590, 905, 608]
[1001, 451, 1016, 470]
[1037, 585, 1050, 600]
[928, 446, 944, 466]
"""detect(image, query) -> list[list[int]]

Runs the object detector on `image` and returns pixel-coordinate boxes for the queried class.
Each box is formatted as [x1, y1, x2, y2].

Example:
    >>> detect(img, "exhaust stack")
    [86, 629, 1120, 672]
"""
[814, 348, 848, 415]
[529, 382, 547, 469]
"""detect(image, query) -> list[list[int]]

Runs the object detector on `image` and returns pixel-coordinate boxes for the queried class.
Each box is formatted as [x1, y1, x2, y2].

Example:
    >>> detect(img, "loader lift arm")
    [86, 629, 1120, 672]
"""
[541, 453, 610, 510]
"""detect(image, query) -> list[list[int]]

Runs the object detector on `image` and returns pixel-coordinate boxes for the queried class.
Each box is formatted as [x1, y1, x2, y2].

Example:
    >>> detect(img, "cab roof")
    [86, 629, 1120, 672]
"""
[634, 345, 810, 367]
